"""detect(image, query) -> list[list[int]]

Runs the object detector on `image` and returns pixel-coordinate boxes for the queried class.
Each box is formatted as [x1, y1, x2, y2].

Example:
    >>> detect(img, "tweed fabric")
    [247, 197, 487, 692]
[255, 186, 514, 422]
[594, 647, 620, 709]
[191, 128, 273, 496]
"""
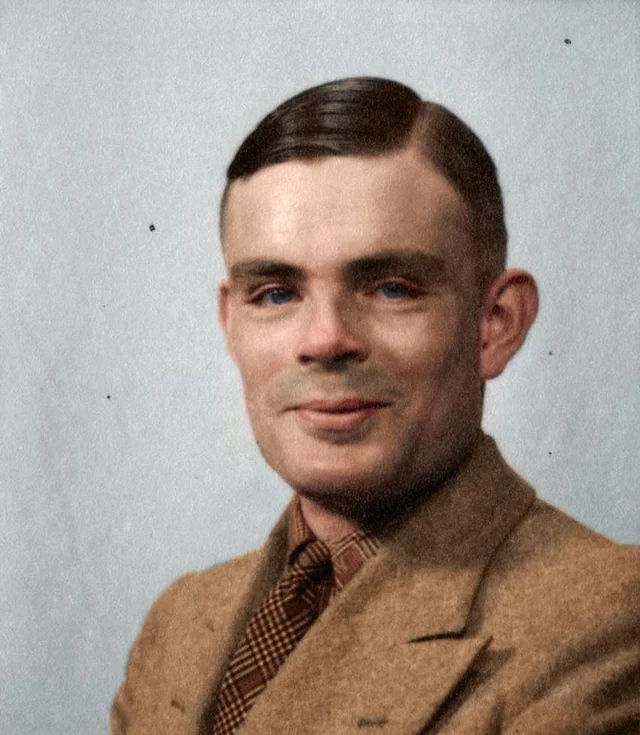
[210, 499, 379, 735]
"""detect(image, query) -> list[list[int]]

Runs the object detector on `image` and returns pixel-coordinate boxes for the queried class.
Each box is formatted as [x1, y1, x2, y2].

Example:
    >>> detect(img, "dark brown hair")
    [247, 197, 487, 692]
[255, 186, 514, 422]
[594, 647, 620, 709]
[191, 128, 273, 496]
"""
[222, 77, 507, 288]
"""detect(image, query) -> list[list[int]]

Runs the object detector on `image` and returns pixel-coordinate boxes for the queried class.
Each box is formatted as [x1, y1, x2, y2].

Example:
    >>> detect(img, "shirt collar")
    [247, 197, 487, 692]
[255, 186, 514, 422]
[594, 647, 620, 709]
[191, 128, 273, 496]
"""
[287, 495, 380, 591]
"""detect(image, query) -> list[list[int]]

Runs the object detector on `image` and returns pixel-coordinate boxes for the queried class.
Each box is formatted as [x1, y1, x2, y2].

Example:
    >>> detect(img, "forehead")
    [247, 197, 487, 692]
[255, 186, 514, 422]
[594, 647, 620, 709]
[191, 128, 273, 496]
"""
[222, 148, 473, 271]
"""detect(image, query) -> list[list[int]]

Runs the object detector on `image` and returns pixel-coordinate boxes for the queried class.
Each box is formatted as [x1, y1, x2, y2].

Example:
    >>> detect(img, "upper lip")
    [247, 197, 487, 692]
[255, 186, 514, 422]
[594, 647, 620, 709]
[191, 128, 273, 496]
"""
[294, 398, 392, 413]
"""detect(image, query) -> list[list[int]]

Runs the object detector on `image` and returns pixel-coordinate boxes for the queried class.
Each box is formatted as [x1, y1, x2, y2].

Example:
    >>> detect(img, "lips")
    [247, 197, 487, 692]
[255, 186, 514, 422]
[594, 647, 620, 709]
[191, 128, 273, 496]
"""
[293, 398, 391, 431]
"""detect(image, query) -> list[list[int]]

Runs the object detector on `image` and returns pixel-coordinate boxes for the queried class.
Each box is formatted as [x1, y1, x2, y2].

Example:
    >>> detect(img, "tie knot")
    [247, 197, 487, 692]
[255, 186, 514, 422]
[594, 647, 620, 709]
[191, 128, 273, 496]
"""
[289, 539, 333, 581]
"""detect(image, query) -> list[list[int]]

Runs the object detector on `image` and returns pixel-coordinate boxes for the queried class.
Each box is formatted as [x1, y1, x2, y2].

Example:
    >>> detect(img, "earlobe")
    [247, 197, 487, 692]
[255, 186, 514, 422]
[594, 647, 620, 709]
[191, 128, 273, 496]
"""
[218, 279, 237, 363]
[480, 269, 539, 380]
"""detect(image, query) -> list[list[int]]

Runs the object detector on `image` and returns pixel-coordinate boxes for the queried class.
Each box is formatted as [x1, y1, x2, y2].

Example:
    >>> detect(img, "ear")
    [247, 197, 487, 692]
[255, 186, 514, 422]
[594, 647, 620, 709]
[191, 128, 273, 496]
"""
[218, 278, 237, 363]
[480, 269, 539, 380]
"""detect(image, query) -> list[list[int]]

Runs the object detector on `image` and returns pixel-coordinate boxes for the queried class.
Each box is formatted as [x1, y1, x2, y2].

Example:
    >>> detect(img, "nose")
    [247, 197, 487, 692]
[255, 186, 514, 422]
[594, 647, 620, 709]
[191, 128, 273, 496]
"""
[296, 295, 368, 368]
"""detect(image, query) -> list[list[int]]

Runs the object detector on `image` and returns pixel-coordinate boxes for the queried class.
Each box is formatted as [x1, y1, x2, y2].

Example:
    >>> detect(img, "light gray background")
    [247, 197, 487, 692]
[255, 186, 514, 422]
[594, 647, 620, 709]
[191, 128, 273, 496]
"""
[2, 1, 638, 732]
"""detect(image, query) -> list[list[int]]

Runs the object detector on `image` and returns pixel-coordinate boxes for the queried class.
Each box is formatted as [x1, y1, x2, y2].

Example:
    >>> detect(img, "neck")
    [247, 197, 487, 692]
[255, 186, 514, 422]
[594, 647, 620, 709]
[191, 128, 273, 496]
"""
[297, 494, 362, 543]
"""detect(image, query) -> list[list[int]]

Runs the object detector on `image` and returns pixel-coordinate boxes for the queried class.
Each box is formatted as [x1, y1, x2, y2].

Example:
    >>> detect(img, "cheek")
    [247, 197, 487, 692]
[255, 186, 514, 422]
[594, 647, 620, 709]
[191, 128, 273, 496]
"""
[380, 313, 480, 409]
[375, 313, 460, 378]
[230, 327, 287, 405]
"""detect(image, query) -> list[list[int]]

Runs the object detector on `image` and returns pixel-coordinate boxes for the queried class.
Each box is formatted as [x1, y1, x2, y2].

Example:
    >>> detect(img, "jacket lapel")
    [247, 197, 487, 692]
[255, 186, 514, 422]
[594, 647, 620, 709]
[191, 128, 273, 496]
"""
[173, 516, 291, 733]
[238, 617, 491, 735]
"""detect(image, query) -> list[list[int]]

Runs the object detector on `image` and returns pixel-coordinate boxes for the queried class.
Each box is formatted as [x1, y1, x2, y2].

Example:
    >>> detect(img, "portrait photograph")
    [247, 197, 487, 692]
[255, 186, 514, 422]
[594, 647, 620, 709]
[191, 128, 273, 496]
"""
[2, 1, 638, 733]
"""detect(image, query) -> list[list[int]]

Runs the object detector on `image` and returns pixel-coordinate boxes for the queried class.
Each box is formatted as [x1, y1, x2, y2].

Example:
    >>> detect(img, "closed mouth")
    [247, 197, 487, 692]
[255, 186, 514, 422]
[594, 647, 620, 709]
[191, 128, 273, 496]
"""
[292, 398, 392, 431]
[295, 398, 392, 413]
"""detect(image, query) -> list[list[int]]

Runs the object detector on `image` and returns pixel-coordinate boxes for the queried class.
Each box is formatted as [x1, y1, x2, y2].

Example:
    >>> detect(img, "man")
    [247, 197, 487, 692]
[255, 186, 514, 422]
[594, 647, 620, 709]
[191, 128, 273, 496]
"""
[112, 78, 640, 734]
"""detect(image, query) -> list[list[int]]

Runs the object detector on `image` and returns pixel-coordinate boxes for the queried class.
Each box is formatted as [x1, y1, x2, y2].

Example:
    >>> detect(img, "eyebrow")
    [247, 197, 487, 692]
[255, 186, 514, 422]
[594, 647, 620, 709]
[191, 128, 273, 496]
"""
[229, 260, 305, 282]
[228, 250, 449, 285]
[345, 250, 449, 285]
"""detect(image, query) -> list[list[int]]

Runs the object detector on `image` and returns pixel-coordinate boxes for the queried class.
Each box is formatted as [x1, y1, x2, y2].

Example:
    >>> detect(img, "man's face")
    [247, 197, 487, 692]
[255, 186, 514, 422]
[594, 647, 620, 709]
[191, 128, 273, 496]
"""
[220, 147, 486, 515]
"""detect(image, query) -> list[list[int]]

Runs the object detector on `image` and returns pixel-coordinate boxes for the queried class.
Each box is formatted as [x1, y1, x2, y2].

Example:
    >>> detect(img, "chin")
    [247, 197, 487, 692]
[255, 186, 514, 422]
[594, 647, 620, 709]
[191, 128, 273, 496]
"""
[268, 444, 378, 487]
[290, 467, 382, 496]
[285, 462, 427, 525]
[276, 450, 410, 508]
[274, 432, 476, 512]
[256, 425, 375, 482]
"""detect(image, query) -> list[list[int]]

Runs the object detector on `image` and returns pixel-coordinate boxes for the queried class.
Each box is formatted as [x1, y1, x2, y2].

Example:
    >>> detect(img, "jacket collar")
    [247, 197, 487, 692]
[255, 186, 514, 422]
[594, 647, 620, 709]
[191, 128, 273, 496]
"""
[364, 432, 536, 639]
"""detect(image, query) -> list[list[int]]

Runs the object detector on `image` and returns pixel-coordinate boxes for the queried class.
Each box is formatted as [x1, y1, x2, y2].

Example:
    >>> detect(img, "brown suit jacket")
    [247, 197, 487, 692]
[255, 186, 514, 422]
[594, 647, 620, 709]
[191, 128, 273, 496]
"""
[112, 436, 640, 734]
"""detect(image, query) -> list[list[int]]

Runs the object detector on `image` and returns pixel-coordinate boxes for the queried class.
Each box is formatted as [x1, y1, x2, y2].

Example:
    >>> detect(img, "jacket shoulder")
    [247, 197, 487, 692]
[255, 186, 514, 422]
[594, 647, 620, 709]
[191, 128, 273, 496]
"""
[484, 498, 640, 620]
[498, 497, 639, 586]
[151, 550, 264, 618]
[111, 549, 263, 734]
[128, 547, 266, 660]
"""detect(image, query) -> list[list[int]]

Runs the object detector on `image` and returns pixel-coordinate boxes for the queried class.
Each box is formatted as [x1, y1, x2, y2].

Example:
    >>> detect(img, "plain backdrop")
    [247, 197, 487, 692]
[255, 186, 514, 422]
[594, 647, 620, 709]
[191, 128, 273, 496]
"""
[2, 1, 639, 732]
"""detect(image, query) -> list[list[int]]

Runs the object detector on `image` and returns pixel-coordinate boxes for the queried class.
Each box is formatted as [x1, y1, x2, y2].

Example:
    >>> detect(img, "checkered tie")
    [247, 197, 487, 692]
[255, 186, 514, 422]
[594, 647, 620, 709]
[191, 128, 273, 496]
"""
[210, 539, 333, 735]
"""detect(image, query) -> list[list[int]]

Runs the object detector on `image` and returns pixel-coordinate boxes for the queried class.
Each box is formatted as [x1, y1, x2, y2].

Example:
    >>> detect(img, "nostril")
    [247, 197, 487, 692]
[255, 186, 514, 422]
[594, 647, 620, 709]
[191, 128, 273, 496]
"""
[296, 302, 367, 365]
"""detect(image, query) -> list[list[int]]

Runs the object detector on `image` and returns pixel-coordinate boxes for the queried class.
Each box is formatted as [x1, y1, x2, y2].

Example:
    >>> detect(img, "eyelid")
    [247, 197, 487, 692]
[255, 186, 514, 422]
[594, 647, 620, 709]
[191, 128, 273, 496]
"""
[247, 282, 299, 305]
[364, 276, 424, 292]
[244, 278, 291, 295]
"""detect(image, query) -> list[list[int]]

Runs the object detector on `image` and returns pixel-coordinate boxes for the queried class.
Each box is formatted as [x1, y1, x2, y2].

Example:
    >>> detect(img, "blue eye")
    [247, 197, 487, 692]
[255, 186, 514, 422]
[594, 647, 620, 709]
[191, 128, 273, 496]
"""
[378, 283, 416, 299]
[259, 287, 295, 305]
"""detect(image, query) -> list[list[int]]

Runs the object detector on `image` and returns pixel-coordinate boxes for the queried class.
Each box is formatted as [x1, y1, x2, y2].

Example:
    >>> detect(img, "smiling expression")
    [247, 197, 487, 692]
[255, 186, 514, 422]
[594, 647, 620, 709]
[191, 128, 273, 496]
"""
[220, 147, 488, 516]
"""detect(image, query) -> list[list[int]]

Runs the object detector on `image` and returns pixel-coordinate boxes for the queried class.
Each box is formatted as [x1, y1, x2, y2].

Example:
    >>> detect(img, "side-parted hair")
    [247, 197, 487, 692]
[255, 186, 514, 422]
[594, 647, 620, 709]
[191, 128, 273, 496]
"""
[221, 77, 507, 289]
